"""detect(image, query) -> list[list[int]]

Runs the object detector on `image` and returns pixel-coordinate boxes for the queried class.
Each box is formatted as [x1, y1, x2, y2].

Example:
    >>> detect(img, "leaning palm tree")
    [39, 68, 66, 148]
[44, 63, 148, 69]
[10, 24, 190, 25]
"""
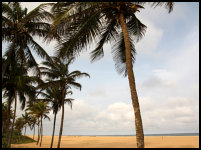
[39, 84, 74, 148]
[26, 100, 51, 147]
[50, 2, 174, 148]
[39, 57, 90, 148]
[2, 2, 59, 80]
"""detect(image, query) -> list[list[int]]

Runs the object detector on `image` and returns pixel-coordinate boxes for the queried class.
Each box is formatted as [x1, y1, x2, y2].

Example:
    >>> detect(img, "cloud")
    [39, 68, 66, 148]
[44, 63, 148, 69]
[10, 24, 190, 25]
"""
[135, 19, 163, 55]
[136, 2, 189, 27]
[23, 96, 198, 135]
[140, 97, 198, 133]
[138, 25, 198, 100]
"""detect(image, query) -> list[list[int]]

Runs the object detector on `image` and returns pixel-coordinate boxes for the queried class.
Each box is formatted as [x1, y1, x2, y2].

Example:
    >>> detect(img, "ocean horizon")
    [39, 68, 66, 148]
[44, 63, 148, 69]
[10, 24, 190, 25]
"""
[61, 133, 199, 136]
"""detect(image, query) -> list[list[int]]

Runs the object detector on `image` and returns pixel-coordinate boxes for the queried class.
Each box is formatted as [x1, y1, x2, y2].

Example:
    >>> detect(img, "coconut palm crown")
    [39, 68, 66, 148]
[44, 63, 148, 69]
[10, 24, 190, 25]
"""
[2, 2, 59, 79]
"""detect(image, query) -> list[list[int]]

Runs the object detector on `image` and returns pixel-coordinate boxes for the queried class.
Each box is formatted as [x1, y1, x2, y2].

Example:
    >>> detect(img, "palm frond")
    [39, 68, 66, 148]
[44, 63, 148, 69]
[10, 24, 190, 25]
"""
[26, 34, 52, 62]
[55, 7, 103, 59]
[112, 32, 136, 77]
[22, 3, 53, 23]
[151, 2, 174, 13]
[126, 13, 147, 42]
[90, 19, 119, 62]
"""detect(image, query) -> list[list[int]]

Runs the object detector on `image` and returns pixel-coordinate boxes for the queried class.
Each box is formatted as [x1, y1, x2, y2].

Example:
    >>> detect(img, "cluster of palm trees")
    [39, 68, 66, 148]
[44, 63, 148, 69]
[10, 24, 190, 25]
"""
[2, 2, 174, 148]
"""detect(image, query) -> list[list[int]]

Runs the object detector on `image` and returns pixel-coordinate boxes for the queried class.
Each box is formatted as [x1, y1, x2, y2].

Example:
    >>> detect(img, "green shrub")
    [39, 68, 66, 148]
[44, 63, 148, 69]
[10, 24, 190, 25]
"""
[2, 139, 7, 148]
[2, 130, 35, 147]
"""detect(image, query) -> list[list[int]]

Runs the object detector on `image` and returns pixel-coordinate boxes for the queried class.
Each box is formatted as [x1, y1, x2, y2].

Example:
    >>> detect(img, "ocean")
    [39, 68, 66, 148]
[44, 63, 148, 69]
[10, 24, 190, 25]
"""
[65, 133, 199, 136]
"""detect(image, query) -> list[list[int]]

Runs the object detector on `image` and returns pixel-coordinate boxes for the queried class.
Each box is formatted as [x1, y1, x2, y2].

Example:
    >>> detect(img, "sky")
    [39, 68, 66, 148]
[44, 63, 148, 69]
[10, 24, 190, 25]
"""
[2, 2, 199, 136]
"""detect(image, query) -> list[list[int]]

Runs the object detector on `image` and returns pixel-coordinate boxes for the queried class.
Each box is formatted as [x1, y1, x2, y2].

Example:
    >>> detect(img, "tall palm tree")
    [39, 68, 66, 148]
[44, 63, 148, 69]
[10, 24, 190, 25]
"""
[2, 2, 59, 80]
[50, 2, 174, 148]
[26, 100, 51, 147]
[39, 84, 74, 148]
[2, 58, 37, 147]
[39, 57, 90, 148]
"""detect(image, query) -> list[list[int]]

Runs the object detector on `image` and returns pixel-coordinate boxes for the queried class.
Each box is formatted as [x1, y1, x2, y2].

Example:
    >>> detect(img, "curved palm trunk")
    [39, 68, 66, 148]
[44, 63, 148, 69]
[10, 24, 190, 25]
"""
[119, 13, 144, 148]
[5, 101, 11, 148]
[40, 116, 43, 147]
[8, 90, 17, 147]
[50, 112, 57, 148]
[57, 88, 65, 148]
[36, 118, 40, 145]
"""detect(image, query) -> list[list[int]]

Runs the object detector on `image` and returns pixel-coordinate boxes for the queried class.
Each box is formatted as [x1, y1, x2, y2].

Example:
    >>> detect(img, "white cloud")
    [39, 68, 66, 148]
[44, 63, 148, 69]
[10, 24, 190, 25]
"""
[136, 2, 188, 27]
[23, 96, 198, 135]
[138, 24, 199, 101]
[135, 19, 163, 55]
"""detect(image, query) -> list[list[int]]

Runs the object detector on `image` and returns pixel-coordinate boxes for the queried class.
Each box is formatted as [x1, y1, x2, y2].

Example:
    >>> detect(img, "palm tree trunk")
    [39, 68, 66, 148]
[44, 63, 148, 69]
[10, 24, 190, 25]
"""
[57, 87, 65, 148]
[5, 100, 11, 148]
[37, 119, 40, 145]
[8, 90, 17, 147]
[50, 112, 57, 148]
[119, 13, 144, 148]
[24, 125, 26, 136]
[40, 116, 43, 147]
[33, 124, 35, 140]
[2, 122, 4, 134]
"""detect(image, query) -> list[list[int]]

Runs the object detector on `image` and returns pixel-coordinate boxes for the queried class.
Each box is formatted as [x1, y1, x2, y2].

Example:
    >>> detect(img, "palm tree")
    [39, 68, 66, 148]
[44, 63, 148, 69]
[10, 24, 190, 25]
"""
[39, 84, 74, 148]
[2, 94, 13, 148]
[2, 102, 9, 134]
[26, 100, 41, 145]
[22, 112, 31, 136]
[29, 116, 37, 140]
[39, 57, 90, 148]
[26, 100, 51, 147]
[2, 102, 8, 134]
[50, 2, 174, 148]
[14, 117, 25, 135]
[2, 58, 37, 147]
[2, 102, 14, 136]
[2, 2, 59, 80]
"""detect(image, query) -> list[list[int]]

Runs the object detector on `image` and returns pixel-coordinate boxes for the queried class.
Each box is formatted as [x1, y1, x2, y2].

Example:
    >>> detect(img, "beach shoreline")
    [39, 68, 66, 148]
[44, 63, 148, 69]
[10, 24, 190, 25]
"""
[11, 135, 199, 148]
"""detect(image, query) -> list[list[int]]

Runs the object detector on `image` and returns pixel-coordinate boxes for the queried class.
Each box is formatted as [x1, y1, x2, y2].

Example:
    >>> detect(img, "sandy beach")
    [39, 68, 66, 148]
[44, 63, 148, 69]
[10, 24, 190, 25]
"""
[11, 135, 199, 148]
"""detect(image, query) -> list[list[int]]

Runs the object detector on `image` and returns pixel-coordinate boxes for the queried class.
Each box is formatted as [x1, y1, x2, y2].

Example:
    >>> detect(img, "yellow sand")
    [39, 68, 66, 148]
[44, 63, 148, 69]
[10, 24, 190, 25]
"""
[11, 135, 199, 148]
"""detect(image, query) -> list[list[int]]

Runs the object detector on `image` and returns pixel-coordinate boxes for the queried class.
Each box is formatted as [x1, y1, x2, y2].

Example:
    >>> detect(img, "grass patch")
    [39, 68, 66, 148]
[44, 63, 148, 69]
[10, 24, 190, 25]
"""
[11, 134, 36, 144]
[2, 130, 36, 148]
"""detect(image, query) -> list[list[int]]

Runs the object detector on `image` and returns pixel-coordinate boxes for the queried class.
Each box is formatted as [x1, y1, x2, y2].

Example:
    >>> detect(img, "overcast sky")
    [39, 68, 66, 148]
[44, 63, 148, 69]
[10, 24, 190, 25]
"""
[2, 2, 199, 136]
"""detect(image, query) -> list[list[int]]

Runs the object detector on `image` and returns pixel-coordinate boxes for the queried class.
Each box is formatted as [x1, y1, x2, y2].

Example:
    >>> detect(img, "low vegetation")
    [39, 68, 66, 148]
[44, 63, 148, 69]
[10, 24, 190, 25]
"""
[2, 130, 35, 148]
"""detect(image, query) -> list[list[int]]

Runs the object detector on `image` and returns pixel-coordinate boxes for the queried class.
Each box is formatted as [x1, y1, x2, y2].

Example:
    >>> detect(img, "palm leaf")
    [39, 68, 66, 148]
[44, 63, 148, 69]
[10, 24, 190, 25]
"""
[112, 32, 136, 77]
